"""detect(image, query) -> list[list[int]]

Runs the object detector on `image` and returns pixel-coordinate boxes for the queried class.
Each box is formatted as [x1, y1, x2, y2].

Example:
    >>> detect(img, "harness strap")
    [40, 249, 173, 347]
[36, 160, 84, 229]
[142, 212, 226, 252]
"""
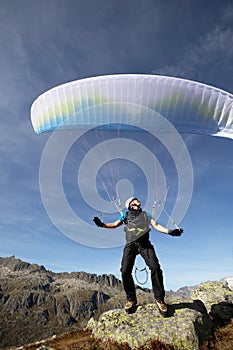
[134, 266, 149, 285]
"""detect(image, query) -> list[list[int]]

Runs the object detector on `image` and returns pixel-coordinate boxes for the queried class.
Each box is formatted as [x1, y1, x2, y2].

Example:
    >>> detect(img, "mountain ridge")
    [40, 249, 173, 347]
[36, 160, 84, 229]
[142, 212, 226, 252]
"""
[0, 255, 140, 348]
[1, 256, 232, 349]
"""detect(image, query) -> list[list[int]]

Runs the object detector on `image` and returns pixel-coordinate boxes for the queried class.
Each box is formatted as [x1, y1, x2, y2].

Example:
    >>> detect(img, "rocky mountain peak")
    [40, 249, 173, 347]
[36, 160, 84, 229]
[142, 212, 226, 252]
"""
[0, 256, 124, 348]
[0, 255, 46, 273]
[1, 256, 232, 349]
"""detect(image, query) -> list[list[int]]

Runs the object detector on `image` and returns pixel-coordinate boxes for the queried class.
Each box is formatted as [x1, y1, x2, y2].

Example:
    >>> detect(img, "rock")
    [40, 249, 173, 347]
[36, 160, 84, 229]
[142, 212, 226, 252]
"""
[191, 281, 233, 311]
[222, 277, 233, 291]
[88, 302, 213, 350]
[191, 281, 233, 325]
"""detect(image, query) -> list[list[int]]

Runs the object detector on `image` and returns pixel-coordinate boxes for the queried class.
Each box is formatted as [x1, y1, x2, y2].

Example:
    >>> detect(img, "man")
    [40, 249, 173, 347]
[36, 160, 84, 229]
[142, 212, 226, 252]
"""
[93, 197, 183, 316]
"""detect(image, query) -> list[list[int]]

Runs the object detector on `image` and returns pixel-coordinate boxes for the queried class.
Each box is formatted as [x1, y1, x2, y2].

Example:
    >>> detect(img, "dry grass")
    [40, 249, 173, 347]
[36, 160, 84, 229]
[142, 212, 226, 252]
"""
[18, 330, 131, 350]
[213, 319, 233, 350]
[200, 319, 233, 350]
[10, 329, 173, 350]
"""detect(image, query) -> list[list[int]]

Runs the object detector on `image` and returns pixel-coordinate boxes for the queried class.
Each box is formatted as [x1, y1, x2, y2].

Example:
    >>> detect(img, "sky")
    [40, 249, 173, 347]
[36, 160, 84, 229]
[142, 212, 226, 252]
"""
[0, 0, 233, 291]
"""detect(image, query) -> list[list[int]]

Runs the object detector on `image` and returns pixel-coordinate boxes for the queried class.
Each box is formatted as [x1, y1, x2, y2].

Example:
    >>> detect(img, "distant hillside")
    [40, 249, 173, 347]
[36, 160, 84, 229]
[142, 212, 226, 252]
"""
[0, 256, 153, 348]
[1, 256, 232, 349]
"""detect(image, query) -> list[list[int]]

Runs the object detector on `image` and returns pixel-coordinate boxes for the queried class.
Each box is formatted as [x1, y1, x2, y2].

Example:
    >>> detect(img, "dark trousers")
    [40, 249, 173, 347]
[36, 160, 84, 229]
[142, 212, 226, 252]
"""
[121, 237, 165, 301]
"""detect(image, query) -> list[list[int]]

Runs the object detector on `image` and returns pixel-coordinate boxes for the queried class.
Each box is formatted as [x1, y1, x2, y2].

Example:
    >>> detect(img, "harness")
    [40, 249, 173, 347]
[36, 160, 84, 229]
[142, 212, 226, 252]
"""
[123, 209, 150, 243]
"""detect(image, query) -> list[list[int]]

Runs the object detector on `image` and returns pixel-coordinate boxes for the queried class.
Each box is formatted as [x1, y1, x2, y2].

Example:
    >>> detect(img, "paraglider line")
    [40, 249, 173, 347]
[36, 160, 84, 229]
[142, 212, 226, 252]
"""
[152, 197, 179, 229]
[101, 180, 123, 215]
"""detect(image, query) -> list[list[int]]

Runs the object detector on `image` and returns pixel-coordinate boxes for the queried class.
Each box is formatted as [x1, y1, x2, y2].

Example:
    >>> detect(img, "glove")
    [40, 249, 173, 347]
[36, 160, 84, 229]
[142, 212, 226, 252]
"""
[168, 228, 183, 237]
[93, 217, 104, 228]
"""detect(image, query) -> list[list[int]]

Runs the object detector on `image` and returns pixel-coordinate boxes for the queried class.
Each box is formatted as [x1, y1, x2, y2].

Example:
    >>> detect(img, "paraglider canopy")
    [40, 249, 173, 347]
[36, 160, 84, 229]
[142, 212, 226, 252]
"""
[31, 74, 233, 139]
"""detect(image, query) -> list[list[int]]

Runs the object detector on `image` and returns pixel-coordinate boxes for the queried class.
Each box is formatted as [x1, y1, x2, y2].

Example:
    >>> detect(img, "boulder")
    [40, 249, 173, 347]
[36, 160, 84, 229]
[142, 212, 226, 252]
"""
[88, 281, 233, 349]
[88, 302, 212, 350]
[191, 280, 233, 325]
[224, 277, 233, 291]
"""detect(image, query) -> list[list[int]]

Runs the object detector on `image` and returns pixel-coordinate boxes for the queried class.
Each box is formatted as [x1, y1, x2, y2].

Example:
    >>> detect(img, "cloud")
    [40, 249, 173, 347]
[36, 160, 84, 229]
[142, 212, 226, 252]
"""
[154, 4, 233, 90]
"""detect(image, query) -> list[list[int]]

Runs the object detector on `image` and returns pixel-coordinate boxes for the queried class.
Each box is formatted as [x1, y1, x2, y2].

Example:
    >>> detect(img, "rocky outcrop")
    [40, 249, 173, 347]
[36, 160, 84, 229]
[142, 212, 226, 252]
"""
[191, 280, 233, 326]
[87, 280, 233, 350]
[88, 304, 212, 349]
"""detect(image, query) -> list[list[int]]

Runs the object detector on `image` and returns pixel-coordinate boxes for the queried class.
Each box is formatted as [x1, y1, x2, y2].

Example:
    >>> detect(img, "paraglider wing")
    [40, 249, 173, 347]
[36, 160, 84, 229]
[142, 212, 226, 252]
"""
[31, 74, 233, 139]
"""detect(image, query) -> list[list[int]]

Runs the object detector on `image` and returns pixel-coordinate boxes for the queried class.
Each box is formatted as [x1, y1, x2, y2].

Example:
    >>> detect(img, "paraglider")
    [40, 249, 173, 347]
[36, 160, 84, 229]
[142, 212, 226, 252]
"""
[93, 195, 183, 314]
[30, 74, 233, 309]
[31, 74, 233, 138]
[30, 74, 233, 249]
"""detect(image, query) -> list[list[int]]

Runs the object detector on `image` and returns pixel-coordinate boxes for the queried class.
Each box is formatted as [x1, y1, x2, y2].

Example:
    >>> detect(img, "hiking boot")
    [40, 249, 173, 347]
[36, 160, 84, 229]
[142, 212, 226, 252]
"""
[124, 300, 137, 312]
[155, 299, 168, 316]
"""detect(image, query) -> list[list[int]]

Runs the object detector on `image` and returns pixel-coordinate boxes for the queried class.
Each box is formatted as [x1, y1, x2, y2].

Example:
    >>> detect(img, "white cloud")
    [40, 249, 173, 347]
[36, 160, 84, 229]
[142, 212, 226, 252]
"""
[154, 5, 233, 89]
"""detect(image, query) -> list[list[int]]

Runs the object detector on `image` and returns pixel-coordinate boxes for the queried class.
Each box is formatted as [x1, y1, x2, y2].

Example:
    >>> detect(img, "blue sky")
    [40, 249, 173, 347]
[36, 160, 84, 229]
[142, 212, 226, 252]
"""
[0, 0, 233, 291]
